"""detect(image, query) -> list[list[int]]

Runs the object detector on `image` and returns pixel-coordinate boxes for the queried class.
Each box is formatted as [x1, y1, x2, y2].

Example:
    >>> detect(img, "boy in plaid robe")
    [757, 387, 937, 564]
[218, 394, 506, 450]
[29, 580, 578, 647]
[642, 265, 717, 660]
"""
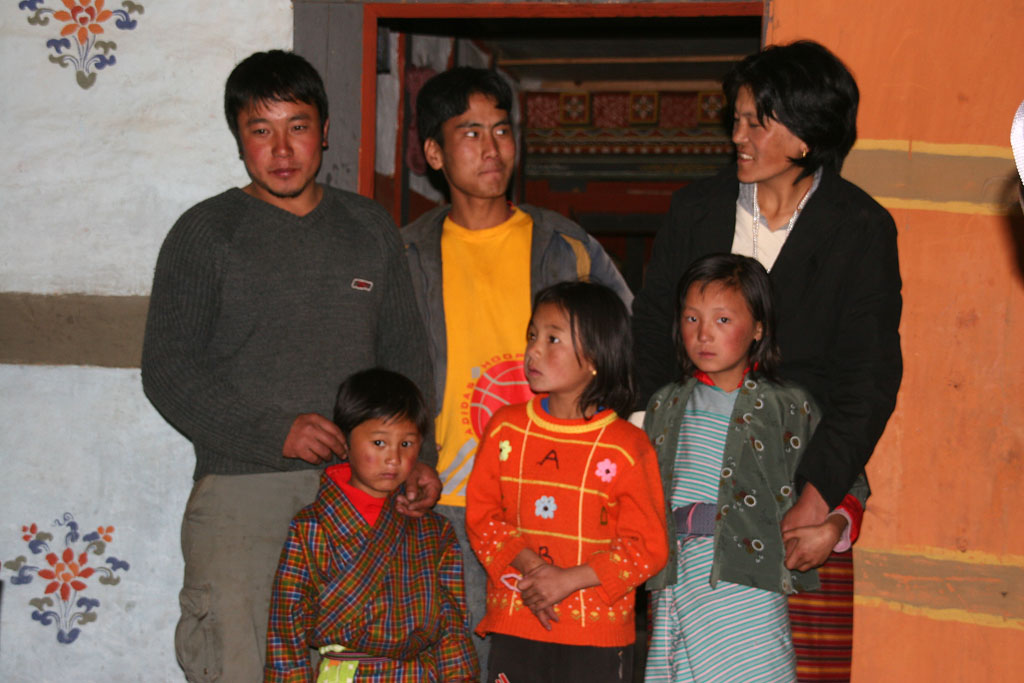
[265, 369, 478, 682]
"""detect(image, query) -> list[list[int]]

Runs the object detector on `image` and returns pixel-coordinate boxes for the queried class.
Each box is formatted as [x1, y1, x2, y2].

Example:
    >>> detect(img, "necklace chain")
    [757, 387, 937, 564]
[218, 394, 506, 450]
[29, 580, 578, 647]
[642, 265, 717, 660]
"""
[751, 182, 812, 268]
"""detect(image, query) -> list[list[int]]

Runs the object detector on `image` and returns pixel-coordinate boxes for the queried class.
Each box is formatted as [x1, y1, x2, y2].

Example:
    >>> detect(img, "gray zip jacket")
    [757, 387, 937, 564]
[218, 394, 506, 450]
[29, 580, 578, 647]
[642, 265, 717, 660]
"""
[403, 203, 632, 410]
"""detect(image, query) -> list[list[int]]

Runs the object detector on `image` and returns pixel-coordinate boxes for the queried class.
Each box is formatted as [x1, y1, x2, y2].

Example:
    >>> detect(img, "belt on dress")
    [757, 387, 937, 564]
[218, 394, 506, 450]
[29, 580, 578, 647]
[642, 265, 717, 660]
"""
[673, 502, 717, 537]
[318, 645, 392, 664]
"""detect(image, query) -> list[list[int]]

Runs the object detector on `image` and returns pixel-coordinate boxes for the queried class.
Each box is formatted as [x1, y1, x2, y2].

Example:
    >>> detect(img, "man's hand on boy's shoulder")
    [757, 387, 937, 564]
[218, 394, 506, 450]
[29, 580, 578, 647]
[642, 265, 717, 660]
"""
[396, 461, 441, 517]
[283, 413, 347, 464]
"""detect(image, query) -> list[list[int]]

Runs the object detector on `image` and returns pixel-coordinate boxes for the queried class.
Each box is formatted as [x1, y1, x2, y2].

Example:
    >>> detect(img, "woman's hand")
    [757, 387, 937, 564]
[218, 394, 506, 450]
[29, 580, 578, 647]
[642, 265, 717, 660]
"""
[781, 482, 829, 532]
[782, 514, 847, 572]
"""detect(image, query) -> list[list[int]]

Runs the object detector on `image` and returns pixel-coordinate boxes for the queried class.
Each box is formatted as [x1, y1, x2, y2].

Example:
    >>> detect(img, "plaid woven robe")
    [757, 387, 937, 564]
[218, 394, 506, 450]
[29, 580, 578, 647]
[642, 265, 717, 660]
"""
[265, 473, 478, 682]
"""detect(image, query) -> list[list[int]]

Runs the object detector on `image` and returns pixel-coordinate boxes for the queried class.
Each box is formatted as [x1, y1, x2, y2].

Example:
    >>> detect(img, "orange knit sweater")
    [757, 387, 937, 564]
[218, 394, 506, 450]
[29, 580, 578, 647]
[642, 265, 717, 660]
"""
[466, 396, 668, 647]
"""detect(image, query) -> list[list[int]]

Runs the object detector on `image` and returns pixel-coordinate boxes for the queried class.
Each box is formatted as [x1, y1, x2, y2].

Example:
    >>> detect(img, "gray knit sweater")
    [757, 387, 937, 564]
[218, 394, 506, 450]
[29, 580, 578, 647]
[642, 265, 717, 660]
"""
[142, 187, 435, 479]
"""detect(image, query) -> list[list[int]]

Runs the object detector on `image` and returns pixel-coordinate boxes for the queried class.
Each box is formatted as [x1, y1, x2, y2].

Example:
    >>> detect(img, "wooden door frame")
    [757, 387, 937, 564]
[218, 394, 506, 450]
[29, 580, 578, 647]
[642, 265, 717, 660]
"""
[357, 1, 763, 197]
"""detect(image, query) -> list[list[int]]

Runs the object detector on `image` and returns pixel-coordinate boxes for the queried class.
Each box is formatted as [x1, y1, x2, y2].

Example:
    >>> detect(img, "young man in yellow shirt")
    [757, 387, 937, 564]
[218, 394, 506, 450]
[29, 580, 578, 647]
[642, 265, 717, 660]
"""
[402, 67, 632, 676]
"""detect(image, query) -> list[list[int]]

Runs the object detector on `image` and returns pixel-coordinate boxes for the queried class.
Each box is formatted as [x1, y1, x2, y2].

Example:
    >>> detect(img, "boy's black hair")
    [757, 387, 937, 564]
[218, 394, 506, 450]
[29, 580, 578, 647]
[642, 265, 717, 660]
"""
[673, 254, 781, 381]
[723, 40, 859, 180]
[224, 50, 329, 152]
[531, 281, 636, 419]
[416, 66, 514, 147]
[333, 368, 430, 439]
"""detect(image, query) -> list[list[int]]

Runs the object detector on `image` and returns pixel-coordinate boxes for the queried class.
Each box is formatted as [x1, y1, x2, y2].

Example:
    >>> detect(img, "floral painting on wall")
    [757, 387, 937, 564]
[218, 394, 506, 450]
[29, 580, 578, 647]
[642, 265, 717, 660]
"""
[18, 0, 145, 89]
[3, 512, 131, 644]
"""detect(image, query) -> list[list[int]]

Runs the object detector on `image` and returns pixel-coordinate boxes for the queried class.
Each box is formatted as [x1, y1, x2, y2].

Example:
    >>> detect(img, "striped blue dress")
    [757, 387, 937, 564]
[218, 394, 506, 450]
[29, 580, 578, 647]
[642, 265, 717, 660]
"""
[645, 383, 795, 683]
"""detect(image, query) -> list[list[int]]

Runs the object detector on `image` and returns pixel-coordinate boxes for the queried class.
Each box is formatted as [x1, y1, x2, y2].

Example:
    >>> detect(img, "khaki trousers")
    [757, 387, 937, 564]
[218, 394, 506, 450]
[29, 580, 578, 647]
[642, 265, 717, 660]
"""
[175, 470, 321, 682]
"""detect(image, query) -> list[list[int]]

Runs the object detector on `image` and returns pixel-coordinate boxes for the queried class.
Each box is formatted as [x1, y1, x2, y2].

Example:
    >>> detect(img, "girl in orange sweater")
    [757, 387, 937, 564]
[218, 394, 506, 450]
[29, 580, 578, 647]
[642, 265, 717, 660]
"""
[466, 281, 668, 682]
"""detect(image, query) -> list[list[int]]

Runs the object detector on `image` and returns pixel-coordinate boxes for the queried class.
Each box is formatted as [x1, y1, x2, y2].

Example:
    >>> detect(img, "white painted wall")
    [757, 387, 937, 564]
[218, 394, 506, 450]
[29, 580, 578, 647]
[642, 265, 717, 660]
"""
[0, 366, 194, 681]
[0, 1, 293, 680]
[1, 0, 293, 296]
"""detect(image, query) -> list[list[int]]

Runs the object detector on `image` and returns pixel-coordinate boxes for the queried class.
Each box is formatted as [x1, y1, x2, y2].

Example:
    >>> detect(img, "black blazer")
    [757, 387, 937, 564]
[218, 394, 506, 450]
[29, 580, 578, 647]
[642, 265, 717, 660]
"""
[632, 165, 902, 507]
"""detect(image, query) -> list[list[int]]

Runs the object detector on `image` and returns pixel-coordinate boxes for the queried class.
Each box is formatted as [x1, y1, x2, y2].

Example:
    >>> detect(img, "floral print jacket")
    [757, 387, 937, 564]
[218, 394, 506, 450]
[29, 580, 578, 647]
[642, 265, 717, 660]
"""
[644, 377, 869, 595]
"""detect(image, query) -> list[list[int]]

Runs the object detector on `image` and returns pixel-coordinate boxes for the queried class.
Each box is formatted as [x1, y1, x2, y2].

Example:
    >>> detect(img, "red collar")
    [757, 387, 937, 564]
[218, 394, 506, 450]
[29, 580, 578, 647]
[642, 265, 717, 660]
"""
[693, 364, 755, 389]
[326, 463, 385, 525]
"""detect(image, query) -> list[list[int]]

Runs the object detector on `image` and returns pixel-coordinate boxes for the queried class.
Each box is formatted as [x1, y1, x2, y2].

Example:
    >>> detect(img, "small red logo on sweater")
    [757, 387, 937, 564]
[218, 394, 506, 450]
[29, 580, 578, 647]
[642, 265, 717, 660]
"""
[351, 278, 374, 291]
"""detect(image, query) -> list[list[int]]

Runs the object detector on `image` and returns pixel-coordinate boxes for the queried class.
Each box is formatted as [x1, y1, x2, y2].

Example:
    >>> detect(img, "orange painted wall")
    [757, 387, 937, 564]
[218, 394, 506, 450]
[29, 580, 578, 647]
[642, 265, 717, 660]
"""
[770, 1, 1022, 145]
[767, 1, 1024, 680]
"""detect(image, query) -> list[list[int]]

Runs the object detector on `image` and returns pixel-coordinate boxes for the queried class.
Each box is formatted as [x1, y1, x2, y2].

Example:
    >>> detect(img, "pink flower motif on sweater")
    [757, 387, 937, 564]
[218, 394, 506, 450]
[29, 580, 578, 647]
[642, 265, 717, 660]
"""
[595, 458, 617, 483]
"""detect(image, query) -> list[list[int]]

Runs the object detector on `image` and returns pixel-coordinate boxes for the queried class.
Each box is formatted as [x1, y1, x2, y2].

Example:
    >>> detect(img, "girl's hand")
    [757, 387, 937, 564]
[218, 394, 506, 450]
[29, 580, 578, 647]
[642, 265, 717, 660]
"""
[508, 549, 561, 630]
[782, 514, 847, 571]
[531, 605, 559, 631]
[519, 564, 600, 613]
[509, 548, 547, 576]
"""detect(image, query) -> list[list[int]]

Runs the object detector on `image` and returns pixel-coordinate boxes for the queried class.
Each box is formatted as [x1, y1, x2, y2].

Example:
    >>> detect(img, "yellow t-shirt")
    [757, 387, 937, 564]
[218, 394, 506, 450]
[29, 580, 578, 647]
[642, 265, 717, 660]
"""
[436, 208, 534, 506]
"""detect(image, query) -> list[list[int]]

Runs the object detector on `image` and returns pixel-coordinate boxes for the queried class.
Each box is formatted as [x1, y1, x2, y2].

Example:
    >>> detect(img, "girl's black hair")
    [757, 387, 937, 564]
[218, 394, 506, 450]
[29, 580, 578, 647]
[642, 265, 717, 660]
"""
[333, 368, 430, 439]
[723, 40, 859, 180]
[531, 281, 636, 419]
[672, 254, 781, 381]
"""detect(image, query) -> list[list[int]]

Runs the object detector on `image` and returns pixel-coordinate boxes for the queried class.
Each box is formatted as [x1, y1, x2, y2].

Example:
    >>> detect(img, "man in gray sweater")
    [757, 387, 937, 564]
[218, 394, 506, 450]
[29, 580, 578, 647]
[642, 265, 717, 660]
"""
[142, 51, 440, 682]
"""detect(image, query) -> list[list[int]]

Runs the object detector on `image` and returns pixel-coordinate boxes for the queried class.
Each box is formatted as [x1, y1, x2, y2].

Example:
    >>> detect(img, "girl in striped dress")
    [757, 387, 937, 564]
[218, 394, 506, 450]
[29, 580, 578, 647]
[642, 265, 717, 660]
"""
[643, 254, 866, 683]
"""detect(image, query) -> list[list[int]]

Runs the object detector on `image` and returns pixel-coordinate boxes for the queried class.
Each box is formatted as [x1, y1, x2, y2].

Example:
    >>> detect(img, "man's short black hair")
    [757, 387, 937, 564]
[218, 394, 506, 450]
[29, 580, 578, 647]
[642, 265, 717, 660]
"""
[333, 368, 430, 439]
[723, 40, 859, 179]
[224, 50, 329, 151]
[416, 66, 514, 147]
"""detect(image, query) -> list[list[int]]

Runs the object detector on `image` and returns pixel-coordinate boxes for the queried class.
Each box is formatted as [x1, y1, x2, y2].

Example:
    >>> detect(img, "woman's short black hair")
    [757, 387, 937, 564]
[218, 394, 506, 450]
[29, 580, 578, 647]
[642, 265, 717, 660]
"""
[673, 254, 781, 381]
[333, 368, 430, 439]
[531, 281, 636, 419]
[723, 40, 859, 179]
[224, 50, 328, 151]
[416, 67, 514, 147]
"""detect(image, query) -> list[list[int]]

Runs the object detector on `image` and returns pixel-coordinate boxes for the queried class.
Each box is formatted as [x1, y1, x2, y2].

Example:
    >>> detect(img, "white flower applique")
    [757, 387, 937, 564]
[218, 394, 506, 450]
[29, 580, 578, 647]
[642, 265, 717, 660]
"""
[498, 440, 512, 462]
[534, 495, 557, 519]
[738, 536, 766, 564]
[594, 458, 617, 483]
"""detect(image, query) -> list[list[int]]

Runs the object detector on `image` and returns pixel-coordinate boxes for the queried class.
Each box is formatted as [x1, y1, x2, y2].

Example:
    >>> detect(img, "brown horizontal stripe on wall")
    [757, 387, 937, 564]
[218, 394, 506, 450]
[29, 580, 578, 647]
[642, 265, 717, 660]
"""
[0, 293, 148, 368]
[856, 547, 1024, 622]
[843, 148, 1018, 209]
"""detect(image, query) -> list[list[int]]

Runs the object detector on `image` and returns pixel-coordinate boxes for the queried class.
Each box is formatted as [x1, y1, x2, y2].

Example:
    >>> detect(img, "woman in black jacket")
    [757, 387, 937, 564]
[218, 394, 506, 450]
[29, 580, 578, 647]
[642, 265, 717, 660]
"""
[632, 40, 902, 681]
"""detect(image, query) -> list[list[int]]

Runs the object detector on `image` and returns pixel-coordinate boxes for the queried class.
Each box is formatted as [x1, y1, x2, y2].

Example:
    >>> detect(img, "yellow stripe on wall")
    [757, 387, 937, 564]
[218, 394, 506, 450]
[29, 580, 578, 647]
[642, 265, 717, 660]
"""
[857, 544, 1024, 567]
[909, 141, 1013, 159]
[855, 138, 1013, 159]
[853, 138, 911, 152]
[855, 596, 1024, 632]
[842, 141, 1019, 215]
[854, 545, 1024, 630]
[873, 196, 1011, 216]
